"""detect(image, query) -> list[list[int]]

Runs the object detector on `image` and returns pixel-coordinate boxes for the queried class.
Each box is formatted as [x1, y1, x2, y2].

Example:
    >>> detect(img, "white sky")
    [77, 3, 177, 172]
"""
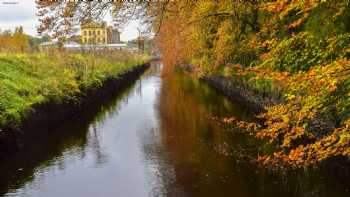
[0, 0, 139, 41]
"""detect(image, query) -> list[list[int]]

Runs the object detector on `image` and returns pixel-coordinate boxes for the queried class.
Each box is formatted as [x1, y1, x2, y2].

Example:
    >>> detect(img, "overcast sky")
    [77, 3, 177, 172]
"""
[0, 0, 139, 41]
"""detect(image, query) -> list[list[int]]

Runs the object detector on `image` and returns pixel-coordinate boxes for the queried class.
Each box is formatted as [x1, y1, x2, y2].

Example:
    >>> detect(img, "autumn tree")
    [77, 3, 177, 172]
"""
[0, 26, 29, 53]
[36, 0, 350, 168]
[13, 26, 29, 53]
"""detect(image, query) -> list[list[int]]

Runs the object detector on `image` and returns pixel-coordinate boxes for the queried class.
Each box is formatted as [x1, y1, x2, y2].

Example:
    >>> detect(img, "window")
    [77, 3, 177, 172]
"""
[84, 38, 87, 43]
[83, 31, 87, 36]
[93, 30, 96, 35]
[102, 38, 105, 43]
[97, 38, 100, 43]
[89, 31, 91, 36]
[97, 30, 100, 35]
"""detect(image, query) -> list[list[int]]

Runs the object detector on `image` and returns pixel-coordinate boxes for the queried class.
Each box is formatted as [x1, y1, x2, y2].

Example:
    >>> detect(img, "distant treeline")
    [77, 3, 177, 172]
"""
[0, 26, 50, 53]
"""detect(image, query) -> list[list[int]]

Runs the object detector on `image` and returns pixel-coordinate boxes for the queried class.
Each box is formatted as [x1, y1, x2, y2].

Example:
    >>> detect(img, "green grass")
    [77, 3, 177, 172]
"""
[0, 52, 149, 128]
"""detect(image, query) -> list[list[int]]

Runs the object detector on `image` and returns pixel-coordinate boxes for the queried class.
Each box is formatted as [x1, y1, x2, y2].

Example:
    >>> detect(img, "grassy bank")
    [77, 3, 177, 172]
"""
[0, 52, 149, 130]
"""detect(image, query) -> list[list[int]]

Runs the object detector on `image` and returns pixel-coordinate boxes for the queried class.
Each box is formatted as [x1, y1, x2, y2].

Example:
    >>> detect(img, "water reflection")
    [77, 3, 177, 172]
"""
[0, 72, 140, 196]
[0, 62, 348, 197]
[156, 72, 254, 197]
[154, 68, 350, 197]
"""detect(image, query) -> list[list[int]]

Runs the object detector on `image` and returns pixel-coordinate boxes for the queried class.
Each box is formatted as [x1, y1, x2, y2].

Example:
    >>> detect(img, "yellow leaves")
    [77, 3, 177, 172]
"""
[0, 26, 29, 53]
[343, 118, 350, 127]
[222, 117, 236, 123]
[259, 123, 350, 167]
[259, 53, 269, 61]
[246, 57, 350, 167]
[287, 14, 309, 29]
[213, 20, 235, 66]
[260, 39, 277, 50]
[210, 115, 260, 135]
[285, 93, 296, 101]
[263, 0, 320, 18]
[261, 1, 288, 13]
[282, 114, 290, 123]
[327, 79, 338, 92]
[292, 126, 306, 136]
[282, 126, 306, 148]
[338, 132, 350, 145]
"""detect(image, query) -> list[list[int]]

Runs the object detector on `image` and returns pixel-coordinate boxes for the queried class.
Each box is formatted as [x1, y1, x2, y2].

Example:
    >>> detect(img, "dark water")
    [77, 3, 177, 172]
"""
[0, 62, 349, 197]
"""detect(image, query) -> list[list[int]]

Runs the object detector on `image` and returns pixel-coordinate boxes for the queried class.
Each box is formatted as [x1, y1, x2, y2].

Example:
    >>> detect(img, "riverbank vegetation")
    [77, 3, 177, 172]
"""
[153, 0, 350, 168]
[0, 52, 149, 130]
[35, 0, 350, 168]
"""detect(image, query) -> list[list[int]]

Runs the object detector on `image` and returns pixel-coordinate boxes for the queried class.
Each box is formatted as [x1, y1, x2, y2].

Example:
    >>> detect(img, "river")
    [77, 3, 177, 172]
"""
[0, 61, 348, 197]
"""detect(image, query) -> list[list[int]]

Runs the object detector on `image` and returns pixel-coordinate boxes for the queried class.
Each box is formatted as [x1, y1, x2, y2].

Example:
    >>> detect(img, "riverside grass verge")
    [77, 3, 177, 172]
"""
[0, 51, 150, 131]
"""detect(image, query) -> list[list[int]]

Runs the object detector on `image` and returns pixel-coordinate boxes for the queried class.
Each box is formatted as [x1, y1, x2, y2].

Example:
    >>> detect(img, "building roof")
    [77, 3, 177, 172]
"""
[39, 41, 58, 46]
[63, 43, 127, 49]
[63, 41, 80, 48]
[107, 43, 127, 47]
[81, 21, 106, 29]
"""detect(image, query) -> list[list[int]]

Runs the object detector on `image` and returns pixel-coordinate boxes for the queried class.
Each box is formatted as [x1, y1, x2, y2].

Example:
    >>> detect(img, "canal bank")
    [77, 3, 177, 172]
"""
[200, 72, 350, 187]
[200, 75, 282, 114]
[0, 63, 150, 157]
[0, 61, 348, 196]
